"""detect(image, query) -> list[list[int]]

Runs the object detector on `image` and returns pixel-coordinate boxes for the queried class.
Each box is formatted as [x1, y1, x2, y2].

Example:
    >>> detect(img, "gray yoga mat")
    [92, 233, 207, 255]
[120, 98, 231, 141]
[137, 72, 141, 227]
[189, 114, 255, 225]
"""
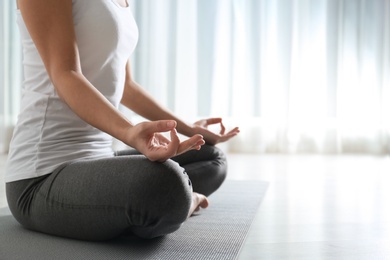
[0, 180, 268, 260]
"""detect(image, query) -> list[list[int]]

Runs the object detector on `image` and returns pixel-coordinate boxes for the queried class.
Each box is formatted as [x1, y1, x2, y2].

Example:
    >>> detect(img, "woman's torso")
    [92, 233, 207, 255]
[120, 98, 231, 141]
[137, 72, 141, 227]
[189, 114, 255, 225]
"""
[6, 0, 138, 182]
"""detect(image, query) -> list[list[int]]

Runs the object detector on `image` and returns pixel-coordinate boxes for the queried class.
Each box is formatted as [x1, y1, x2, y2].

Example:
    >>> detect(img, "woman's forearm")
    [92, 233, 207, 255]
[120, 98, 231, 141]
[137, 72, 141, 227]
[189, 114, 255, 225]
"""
[121, 81, 195, 137]
[53, 70, 133, 143]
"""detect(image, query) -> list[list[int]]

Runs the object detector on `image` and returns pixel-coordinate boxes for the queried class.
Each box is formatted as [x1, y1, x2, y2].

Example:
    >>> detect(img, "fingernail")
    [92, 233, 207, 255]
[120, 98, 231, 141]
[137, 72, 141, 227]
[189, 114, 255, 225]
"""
[167, 121, 175, 128]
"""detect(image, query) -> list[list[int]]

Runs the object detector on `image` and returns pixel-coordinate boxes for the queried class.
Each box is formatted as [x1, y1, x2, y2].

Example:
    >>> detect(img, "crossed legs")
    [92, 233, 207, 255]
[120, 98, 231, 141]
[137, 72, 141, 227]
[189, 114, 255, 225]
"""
[6, 145, 227, 240]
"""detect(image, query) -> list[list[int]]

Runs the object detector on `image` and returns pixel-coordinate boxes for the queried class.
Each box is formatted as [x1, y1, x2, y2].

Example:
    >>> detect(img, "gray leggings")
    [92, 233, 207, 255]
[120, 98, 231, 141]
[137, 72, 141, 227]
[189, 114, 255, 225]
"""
[6, 145, 227, 241]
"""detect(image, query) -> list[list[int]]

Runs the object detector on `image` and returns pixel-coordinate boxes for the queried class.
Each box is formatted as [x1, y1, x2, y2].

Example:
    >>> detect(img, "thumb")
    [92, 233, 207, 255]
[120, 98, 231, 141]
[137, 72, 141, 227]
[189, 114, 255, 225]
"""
[148, 120, 177, 133]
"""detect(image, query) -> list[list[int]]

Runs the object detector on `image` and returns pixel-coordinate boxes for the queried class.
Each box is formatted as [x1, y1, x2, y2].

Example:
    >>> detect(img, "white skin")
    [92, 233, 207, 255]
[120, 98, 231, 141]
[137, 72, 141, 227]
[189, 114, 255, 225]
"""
[16, 0, 240, 217]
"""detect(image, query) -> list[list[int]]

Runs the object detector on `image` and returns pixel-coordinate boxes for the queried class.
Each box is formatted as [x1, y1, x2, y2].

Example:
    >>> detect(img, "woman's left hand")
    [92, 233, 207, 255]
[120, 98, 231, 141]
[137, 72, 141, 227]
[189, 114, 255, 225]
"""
[192, 118, 240, 145]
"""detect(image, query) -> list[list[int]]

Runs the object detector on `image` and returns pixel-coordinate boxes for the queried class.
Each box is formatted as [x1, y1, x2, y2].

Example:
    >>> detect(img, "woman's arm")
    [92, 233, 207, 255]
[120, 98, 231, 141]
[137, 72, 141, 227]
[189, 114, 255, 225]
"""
[121, 61, 240, 145]
[18, 0, 204, 161]
[121, 62, 195, 137]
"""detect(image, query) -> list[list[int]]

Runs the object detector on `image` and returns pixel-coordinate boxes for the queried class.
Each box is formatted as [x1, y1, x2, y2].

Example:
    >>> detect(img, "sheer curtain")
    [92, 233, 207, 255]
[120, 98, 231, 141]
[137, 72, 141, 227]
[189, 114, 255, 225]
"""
[129, 0, 390, 154]
[0, 0, 21, 154]
[1, 0, 389, 154]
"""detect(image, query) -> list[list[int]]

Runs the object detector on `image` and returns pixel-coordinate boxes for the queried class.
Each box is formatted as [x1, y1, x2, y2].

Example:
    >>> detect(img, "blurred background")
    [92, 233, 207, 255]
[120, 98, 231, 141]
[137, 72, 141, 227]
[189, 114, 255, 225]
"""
[1, 0, 390, 154]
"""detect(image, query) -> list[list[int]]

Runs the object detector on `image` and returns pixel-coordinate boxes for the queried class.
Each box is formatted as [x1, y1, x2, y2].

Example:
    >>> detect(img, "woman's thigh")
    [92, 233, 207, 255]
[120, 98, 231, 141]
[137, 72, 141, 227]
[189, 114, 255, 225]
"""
[6, 155, 192, 240]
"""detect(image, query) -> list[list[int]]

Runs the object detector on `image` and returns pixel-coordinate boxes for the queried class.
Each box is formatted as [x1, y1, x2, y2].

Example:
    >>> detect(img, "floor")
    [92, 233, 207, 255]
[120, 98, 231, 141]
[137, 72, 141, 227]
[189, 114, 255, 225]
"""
[1, 153, 390, 259]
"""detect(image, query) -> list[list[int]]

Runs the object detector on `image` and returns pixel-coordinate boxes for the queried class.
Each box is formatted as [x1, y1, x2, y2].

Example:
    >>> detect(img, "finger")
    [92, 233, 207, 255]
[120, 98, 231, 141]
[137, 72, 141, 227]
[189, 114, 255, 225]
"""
[225, 127, 240, 136]
[147, 120, 177, 134]
[212, 127, 239, 144]
[177, 134, 205, 155]
[153, 133, 170, 146]
[170, 128, 181, 145]
[193, 138, 206, 150]
[180, 135, 204, 153]
[219, 131, 239, 142]
[164, 128, 180, 157]
[221, 127, 239, 135]
[148, 131, 178, 162]
[219, 121, 226, 135]
[206, 118, 222, 126]
[231, 127, 240, 134]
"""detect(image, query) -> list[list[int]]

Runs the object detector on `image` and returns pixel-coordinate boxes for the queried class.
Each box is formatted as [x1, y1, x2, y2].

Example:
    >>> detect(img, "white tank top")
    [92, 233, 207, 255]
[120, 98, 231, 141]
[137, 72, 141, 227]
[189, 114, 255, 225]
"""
[6, 0, 138, 182]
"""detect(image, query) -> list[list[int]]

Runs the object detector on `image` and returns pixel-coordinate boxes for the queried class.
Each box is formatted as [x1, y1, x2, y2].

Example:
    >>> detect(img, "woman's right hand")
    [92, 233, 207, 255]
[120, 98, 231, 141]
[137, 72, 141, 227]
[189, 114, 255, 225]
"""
[126, 120, 205, 162]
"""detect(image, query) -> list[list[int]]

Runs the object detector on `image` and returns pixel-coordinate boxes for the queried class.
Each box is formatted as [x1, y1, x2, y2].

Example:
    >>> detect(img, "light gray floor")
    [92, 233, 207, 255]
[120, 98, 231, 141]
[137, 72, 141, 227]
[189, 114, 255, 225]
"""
[2, 153, 390, 259]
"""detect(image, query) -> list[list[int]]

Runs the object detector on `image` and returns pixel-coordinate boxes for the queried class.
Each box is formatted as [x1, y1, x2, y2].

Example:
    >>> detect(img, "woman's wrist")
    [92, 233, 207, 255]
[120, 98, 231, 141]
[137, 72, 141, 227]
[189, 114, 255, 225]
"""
[116, 123, 135, 148]
[177, 121, 196, 137]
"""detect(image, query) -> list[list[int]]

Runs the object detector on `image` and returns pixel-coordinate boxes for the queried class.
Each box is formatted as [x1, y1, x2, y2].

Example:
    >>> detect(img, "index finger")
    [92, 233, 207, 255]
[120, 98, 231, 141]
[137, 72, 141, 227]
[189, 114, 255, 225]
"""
[219, 121, 226, 135]
[205, 118, 223, 126]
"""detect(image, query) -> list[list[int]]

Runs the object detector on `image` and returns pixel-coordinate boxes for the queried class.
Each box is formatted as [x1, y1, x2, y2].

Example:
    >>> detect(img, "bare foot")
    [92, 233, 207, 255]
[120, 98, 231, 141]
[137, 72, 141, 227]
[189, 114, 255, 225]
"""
[188, 192, 209, 217]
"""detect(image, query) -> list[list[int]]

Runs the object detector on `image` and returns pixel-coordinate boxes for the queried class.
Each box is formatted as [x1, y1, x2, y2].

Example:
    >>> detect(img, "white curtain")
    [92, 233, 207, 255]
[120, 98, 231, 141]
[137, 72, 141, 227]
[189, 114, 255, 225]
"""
[129, 0, 390, 154]
[0, 0, 21, 154]
[1, 0, 389, 154]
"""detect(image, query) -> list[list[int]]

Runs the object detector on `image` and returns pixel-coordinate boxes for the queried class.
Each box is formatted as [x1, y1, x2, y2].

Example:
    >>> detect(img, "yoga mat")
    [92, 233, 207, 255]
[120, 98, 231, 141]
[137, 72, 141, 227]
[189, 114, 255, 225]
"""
[0, 180, 268, 260]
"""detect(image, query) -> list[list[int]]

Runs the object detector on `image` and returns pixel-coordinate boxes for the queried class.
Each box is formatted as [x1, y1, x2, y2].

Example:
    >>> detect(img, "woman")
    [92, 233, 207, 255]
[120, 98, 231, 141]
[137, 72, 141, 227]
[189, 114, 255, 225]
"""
[5, 0, 239, 240]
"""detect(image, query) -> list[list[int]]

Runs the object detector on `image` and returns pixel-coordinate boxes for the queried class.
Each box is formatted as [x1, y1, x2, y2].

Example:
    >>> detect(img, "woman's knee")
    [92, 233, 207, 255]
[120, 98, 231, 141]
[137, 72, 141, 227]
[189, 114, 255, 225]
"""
[210, 145, 227, 168]
[187, 145, 228, 196]
[152, 160, 192, 214]
[129, 160, 192, 238]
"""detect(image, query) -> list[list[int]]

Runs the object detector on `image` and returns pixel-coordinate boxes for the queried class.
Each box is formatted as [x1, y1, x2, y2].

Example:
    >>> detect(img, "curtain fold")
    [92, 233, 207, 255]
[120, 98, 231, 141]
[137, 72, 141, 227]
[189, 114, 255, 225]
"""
[0, 0, 21, 153]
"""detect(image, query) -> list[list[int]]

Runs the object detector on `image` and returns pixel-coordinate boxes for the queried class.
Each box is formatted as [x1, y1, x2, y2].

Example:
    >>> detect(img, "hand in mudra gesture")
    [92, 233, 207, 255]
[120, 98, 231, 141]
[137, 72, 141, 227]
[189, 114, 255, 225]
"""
[127, 120, 205, 162]
[193, 118, 240, 145]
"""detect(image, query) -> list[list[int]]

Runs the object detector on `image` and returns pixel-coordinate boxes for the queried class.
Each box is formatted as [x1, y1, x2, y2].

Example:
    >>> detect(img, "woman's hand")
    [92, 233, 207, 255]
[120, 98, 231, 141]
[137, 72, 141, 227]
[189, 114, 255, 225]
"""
[192, 118, 240, 145]
[126, 120, 205, 162]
